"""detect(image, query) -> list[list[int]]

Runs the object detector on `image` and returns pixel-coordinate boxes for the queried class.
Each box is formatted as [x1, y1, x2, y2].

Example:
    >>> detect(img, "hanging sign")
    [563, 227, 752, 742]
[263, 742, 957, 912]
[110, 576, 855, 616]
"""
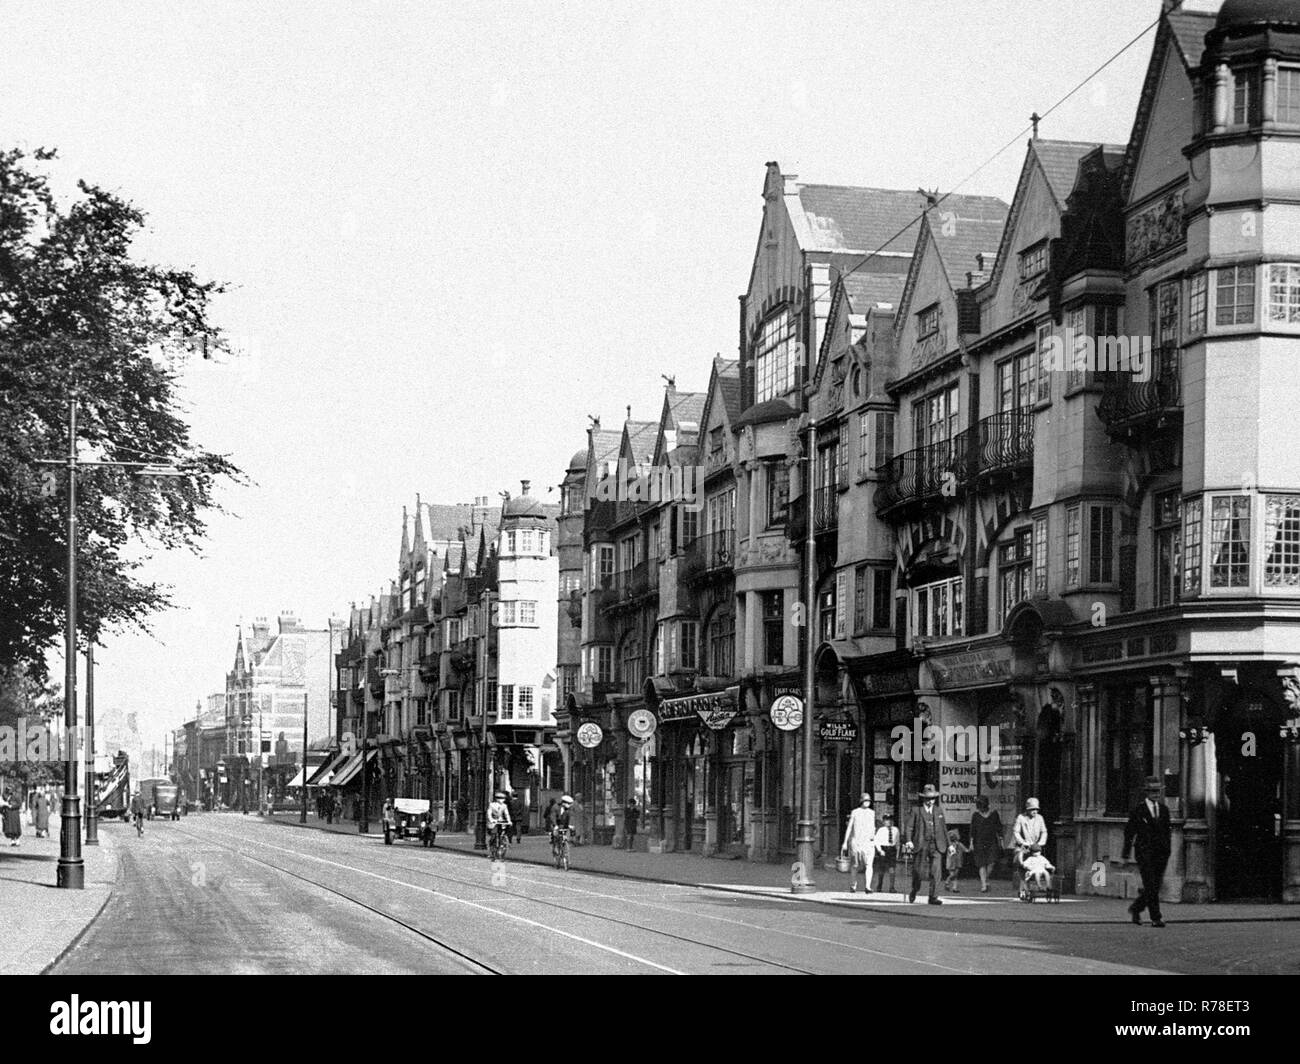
[770, 694, 804, 732]
[659, 689, 738, 729]
[627, 709, 657, 740]
[576, 722, 604, 748]
[818, 720, 858, 743]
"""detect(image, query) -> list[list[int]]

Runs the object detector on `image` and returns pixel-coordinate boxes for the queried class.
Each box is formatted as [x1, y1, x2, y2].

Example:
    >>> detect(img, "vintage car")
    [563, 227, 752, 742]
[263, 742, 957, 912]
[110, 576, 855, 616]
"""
[153, 784, 182, 820]
[384, 797, 435, 845]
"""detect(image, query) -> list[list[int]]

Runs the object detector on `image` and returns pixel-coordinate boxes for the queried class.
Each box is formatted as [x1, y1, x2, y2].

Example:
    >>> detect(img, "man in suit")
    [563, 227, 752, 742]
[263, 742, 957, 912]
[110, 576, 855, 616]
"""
[1123, 775, 1172, 928]
[904, 783, 947, 905]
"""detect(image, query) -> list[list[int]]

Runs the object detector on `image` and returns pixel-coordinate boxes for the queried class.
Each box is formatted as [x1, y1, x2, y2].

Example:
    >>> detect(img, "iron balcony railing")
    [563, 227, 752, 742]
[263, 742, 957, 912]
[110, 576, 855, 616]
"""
[814, 486, 838, 532]
[877, 410, 1034, 514]
[1097, 346, 1182, 436]
[682, 529, 735, 580]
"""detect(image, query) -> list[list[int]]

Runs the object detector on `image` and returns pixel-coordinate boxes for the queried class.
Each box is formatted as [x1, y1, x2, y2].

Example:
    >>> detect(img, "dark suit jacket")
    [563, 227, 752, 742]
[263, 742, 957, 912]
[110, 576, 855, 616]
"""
[905, 801, 948, 855]
[1122, 798, 1172, 867]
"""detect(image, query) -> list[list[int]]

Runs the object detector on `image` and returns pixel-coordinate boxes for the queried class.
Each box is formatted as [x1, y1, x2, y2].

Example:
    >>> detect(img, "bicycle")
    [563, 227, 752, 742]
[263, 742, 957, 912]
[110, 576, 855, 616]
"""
[488, 823, 510, 861]
[552, 826, 571, 871]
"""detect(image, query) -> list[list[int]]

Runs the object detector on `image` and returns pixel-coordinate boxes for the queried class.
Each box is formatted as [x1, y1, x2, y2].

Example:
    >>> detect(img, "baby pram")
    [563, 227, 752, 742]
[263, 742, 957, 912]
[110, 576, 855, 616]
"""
[1017, 851, 1060, 903]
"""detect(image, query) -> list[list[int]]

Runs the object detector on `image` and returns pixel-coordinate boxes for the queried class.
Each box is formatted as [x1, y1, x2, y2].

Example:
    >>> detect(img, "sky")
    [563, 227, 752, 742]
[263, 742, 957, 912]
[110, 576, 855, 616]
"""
[0, 0, 1219, 744]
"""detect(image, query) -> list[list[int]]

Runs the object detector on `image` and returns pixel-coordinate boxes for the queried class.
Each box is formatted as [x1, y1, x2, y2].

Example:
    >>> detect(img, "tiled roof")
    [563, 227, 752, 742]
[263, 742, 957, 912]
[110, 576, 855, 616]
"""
[1167, 10, 1218, 68]
[590, 430, 622, 463]
[927, 201, 1008, 284]
[715, 359, 741, 424]
[841, 271, 906, 312]
[425, 503, 501, 543]
[795, 185, 925, 254]
[668, 391, 707, 427]
[624, 420, 658, 464]
[1033, 140, 1125, 207]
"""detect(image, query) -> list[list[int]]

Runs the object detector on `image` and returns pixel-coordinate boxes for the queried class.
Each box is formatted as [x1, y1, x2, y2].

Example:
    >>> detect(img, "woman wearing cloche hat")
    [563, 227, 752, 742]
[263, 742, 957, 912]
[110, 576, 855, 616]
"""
[1012, 795, 1048, 868]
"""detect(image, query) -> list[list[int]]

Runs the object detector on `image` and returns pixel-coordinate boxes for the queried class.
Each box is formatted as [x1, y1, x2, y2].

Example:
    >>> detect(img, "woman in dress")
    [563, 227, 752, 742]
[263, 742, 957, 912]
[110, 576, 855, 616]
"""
[969, 795, 1003, 893]
[1, 788, 23, 846]
[34, 786, 51, 838]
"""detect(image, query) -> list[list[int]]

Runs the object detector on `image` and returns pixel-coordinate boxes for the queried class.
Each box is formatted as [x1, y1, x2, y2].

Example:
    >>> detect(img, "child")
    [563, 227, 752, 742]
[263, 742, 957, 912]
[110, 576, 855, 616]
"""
[944, 828, 970, 891]
[1022, 845, 1054, 891]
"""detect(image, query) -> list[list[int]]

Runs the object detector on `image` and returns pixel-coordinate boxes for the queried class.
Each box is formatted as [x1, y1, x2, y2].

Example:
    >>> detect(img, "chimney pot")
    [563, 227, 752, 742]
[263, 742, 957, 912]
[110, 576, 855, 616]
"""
[521, 480, 530, 495]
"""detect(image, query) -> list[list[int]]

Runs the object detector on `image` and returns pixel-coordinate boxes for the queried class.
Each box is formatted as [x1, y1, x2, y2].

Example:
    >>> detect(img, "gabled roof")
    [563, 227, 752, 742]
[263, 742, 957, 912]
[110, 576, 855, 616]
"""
[793, 184, 929, 255]
[1121, 10, 1217, 202]
[841, 271, 907, 313]
[697, 356, 742, 445]
[652, 387, 708, 465]
[621, 419, 658, 467]
[894, 199, 1009, 334]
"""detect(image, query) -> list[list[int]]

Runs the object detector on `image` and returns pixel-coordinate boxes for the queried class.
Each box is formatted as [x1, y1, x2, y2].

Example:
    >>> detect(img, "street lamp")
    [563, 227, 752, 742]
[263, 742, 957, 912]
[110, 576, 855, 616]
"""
[37, 396, 191, 889]
[793, 414, 818, 894]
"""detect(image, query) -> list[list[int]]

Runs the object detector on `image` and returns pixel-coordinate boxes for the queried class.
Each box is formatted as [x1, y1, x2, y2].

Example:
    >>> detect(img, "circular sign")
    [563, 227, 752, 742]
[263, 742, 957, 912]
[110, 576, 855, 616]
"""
[627, 709, 657, 740]
[576, 722, 604, 749]
[770, 694, 804, 731]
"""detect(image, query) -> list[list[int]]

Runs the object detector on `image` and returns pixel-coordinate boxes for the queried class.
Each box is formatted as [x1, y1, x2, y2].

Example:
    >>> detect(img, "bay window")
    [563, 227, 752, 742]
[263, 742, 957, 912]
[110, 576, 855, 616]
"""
[1217, 265, 1257, 326]
[1183, 499, 1203, 596]
[1280, 67, 1300, 126]
[1209, 494, 1251, 588]
[1154, 490, 1181, 607]
[1267, 264, 1300, 325]
[1264, 495, 1300, 588]
[754, 309, 799, 403]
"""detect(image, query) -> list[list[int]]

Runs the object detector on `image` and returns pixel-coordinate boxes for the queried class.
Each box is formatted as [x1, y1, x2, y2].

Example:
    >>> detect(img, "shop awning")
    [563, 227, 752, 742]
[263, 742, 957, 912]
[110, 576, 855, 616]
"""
[329, 749, 375, 788]
[285, 768, 308, 789]
[307, 751, 349, 786]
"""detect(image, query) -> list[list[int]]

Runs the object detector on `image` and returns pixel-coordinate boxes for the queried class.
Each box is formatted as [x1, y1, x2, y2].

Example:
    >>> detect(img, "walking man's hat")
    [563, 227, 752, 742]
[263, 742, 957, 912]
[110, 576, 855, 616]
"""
[918, 783, 940, 799]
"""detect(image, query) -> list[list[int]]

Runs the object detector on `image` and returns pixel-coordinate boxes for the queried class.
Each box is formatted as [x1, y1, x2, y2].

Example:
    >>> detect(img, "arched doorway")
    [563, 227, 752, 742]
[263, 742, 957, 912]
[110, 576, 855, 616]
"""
[1216, 693, 1284, 900]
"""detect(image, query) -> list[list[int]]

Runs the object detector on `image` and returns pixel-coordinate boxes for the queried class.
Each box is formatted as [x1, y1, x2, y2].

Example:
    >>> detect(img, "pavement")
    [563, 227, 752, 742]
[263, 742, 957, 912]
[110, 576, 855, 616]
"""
[0, 820, 119, 974]
[268, 812, 1300, 926]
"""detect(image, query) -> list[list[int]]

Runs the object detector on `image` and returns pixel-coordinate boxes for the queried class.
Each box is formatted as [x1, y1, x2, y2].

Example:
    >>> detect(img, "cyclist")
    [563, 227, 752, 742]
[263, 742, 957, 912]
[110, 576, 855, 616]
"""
[550, 794, 574, 857]
[130, 791, 146, 837]
[487, 791, 512, 855]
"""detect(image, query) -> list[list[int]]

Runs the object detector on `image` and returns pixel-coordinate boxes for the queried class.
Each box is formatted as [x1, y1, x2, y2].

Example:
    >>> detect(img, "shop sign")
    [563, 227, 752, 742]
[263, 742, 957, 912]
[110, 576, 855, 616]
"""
[939, 761, 979, 823]
[929, 648, 1012, 690]
[627, 708, 657, 740]
[818, 720, 858, 743]
[770, 694, 804, 731]
[660, 689, 738, 729]
[853, 669, 916, 698]
[576, 722, 604, 748]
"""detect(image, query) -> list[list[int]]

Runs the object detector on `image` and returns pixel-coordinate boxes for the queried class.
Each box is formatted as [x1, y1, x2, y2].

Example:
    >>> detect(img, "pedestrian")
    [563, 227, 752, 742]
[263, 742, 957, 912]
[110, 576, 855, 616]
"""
[455, 796, 469, 833]
[511, 794, 524, 843]
[1123, 776, 1172, 928]
[572, 794, 585, 845]
[839, 792, 877, 893]
[943, 828, 970, 891]
[1, 788, 22, 846]
[624, 796, 638, 851]
[903, 783, 947, 904]
[33, 786, 50, 839]
[543, 798, 557, 833]
[969, 795, 1003, 894]
[1013, 797, 1048, 868]
[381, 798, 395, 842]
[420, 811, 436, 848]
[872, 814, 900, 893]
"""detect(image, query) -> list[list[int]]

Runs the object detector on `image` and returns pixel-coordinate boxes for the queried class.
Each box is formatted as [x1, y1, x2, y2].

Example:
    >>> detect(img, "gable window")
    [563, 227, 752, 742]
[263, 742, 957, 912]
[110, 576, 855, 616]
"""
[917, 303, 939, 340]
[762, 591, 784, 667]
[1280, 67, 1300, 125]
[1209, 494, 1251, 589]
[765, 462, 789, 527]
[999, 527, 1033, 624]
[1154, 490, 1181, 607]
[1018, 241, 1048, 280]
[1217, 266, 1257, 326]
[911, 576, 963, 640]
[754, 309, 799, 404]
[1267, 264, 1300, 325]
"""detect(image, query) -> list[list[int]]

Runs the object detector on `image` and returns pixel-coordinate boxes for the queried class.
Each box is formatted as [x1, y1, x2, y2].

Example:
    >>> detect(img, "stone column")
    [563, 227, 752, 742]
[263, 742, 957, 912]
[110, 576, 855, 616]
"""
[1263, 58, 1279, 129]
[1077, 684, 1099, 819]
[1179, 668, 1212, 903]
[1213, 63, 1231, 134]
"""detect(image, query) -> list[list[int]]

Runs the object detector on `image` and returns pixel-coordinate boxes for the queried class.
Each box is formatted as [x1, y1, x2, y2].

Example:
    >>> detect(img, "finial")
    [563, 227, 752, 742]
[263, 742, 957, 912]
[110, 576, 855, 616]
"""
[1031, 112, 1041, 140]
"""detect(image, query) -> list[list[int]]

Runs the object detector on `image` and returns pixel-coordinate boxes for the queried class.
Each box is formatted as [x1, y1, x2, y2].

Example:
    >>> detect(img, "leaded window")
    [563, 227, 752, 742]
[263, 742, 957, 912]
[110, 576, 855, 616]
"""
[1267, 264, 1300, 325]
[1264, 494, 1300, 588]
[1209, 494, 1251, 589]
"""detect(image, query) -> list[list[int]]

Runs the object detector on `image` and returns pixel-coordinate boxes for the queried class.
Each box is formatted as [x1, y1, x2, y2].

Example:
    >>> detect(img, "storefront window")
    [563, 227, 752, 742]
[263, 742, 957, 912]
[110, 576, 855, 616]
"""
[1104, 684, 1152, 817]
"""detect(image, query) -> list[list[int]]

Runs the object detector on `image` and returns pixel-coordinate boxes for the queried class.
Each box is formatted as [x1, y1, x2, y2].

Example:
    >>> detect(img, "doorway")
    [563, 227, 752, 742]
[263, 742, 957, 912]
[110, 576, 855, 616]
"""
[1216, 698, 1284, 900]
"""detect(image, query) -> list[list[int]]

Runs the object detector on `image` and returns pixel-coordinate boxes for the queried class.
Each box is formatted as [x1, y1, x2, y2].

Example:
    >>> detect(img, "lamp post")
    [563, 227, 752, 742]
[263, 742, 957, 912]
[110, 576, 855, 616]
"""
[84, 641, 98, 847]
[56, 397, 83, 889]
[301, 691, 309, 824]
[793, 414, 817, 893]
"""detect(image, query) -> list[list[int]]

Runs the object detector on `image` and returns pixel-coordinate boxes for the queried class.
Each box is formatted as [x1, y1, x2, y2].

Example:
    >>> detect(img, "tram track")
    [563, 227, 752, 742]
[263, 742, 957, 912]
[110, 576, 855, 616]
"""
[182, 820, 825, 974]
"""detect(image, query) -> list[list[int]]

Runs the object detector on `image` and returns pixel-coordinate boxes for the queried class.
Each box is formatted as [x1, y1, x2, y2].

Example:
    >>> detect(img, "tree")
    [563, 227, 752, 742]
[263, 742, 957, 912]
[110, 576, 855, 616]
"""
[0, 147, 243, 682]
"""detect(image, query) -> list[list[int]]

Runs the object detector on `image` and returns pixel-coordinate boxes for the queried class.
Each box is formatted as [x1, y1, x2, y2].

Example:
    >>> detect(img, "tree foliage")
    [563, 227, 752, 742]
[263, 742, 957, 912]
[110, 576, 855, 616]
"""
[0, 147, 243, 680]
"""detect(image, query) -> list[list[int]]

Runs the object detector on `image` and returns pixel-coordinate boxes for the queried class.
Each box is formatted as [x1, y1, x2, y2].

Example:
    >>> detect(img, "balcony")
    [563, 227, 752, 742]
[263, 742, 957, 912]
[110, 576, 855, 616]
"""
[1097, 347, 1182, 442]
[876, 410, 1034, 517]
[814, 486, 838, 532]
[682, 530, 735, 584]
[603, 560, 659, 614]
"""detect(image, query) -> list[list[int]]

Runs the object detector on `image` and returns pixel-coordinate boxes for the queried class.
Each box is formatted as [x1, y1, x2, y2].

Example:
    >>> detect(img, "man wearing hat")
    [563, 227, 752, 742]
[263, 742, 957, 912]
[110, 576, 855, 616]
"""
[903, 783, 947, 904]
[1122, 776, 1172, 928]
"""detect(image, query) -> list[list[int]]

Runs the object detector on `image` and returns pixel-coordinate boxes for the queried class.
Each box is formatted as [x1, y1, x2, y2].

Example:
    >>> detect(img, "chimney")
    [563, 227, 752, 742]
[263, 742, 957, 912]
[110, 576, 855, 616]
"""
[520, 480, 530, 496]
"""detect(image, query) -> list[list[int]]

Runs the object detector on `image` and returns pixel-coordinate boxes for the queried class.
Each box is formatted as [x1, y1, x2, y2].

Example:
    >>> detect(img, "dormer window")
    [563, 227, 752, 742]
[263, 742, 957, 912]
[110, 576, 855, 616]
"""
[1018, 241, 1048, 281]
[917, 303, 939, 339]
